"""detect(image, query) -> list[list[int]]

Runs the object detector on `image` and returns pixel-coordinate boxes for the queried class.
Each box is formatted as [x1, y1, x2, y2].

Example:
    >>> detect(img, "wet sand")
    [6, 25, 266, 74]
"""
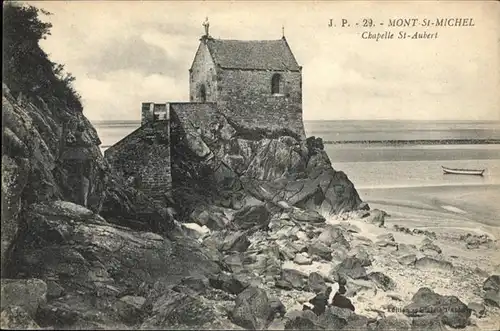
[358, 184, 500, 239]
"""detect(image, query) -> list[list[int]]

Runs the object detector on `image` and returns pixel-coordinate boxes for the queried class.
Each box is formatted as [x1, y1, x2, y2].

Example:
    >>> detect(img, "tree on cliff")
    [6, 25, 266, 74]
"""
[3, 1, 83, 112]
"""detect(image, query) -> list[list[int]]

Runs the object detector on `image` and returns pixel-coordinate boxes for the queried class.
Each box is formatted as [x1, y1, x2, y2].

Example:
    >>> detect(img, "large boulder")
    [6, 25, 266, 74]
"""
[1, 278, 47, 316]
[403, 287, 471, 328]
[334, 256, 368, 280]
[241, 164, 362, 216]
[482, 275, 500, 307]
[9, 201, 220, 329]
[0, 305, 40, 330]
[230, 286, 280, 330]
[14, 200, 220, 287]
[304, 150, 363, 214]
[140, 289, 218, 329]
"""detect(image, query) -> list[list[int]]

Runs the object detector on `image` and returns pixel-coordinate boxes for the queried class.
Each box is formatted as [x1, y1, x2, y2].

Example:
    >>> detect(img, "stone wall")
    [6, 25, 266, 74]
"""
[217, 69, 305, 139]
[105, 103, 219, 204]
[104, 121, 172, 202]
[189, 40, 305, 138]
[141, 102, 154, 126]
[170, 102, 220, 136]
[189, 42, 218, 103]
[141, 103, 170, 126]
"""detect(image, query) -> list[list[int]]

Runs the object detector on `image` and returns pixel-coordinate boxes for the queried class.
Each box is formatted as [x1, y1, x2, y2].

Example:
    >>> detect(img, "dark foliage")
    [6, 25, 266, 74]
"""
[3, 2, 83, 112]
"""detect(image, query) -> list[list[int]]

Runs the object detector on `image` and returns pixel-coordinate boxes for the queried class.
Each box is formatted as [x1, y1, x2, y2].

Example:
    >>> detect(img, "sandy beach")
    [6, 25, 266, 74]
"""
[332, 184, 500, 329]
[359, 184, 500, 237]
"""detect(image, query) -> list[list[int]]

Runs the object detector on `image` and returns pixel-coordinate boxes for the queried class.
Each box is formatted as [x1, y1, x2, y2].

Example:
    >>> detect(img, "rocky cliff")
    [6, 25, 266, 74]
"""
[2, 84, 102, 274]
[2, 84, 176, 274]
[1, 84, 229, 328]
[2, 2, 179, 288]
[169, 106, 363, 225]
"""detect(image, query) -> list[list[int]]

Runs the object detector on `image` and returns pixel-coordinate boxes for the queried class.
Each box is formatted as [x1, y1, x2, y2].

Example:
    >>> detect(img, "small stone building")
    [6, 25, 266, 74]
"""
[105, 25, 305, 203]
[188, 35, 304, 135]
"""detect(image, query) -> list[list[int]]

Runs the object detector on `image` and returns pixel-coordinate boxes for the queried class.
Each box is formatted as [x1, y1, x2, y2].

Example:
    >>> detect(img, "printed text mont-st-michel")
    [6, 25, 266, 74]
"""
[328, 17, 476, 41]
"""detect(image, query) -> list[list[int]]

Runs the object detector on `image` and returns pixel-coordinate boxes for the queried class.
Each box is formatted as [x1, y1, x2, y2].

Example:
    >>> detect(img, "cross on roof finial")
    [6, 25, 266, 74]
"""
[282, 25, 285, 38]
[203, 17, 210, 37]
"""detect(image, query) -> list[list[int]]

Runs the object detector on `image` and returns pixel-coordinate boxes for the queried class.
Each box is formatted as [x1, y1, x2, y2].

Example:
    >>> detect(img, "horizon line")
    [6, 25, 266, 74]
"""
[89, 118, 500, 123]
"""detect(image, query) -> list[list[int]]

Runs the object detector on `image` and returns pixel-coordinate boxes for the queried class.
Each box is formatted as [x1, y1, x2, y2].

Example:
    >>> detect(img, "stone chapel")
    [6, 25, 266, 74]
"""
[106, 21, 306, 202]
[141, 21, 304, 136]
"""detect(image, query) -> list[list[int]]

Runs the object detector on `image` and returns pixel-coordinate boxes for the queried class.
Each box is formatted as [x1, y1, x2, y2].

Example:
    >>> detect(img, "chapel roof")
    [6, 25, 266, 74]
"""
[204, 37, 301, 71]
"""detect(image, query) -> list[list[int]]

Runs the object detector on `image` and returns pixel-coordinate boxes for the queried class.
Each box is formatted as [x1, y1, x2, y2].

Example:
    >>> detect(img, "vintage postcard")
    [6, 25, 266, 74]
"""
[2, 0, 499, 330]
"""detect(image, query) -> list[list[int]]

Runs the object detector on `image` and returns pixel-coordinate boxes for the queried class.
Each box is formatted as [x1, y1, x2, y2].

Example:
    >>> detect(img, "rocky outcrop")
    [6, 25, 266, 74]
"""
[0, 306, 41, 329]
[230, 286, 283, 330]
[1, 279, 47, 316]
[2, 84, 106, 210]
[2, 84, 175, 276]
[2, 83, 105, 276]
[169, 106, 363, 222]
[7, 200, 221, 329]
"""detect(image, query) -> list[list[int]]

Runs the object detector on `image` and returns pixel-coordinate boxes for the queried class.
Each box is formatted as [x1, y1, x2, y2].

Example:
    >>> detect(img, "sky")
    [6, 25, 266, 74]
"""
[24, 0, 500, 121]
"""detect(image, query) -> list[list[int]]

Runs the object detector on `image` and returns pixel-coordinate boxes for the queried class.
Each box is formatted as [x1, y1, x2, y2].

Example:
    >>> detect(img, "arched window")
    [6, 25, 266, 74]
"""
[271, 73, 281, 94]
[200, 84, 207, 102]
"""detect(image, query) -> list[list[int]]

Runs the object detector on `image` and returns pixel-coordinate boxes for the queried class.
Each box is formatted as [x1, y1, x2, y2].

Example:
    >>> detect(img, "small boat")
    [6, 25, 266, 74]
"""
[442, 166, 485, 176]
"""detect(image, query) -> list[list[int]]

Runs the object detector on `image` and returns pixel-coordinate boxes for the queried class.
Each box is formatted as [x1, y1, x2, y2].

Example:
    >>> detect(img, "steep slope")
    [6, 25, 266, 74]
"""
[168, 107, 363, 223]
[2, 84, 106, 273]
